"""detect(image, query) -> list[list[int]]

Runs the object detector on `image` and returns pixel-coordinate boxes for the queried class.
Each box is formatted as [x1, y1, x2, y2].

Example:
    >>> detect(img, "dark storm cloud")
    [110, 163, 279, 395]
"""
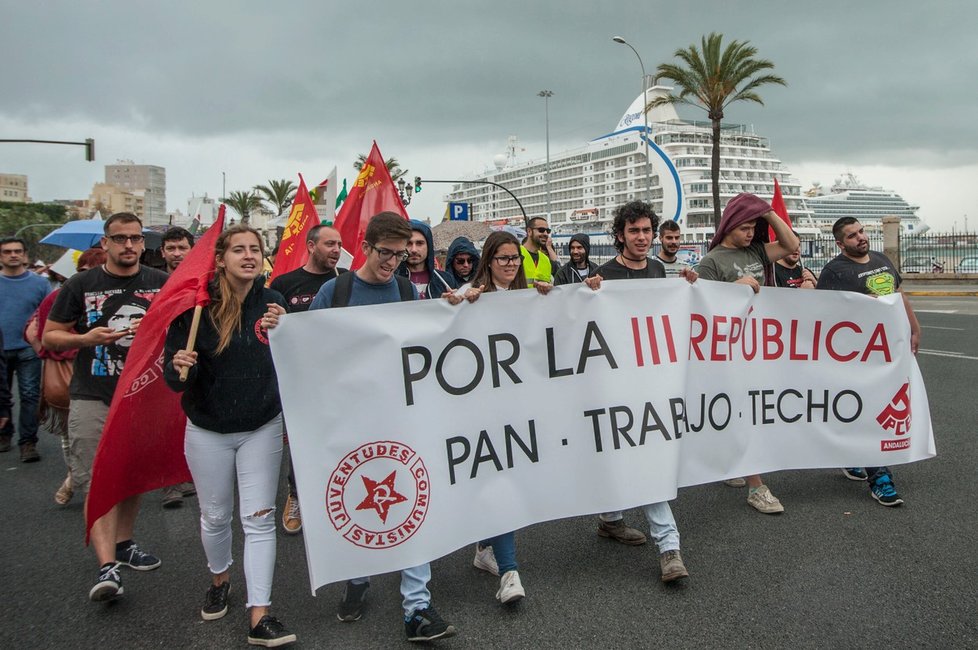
[2, 0, 975, 166]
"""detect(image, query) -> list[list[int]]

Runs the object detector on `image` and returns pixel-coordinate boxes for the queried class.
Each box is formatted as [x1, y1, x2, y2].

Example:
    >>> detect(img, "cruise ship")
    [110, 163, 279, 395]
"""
[803, 173, 930, 236]
[444, 78, 816, 244]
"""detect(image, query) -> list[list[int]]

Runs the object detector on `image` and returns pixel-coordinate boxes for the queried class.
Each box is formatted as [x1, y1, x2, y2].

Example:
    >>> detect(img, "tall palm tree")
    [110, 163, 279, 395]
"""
[649, 32, 786, 228]
[222, 190, 263, 224]
[254, 179, 297, 217]
[354, 155, 408, 183]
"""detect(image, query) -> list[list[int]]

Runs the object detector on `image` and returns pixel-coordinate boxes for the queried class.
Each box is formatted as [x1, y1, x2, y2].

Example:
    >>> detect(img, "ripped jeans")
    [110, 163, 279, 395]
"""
[185, 414, 283, 608]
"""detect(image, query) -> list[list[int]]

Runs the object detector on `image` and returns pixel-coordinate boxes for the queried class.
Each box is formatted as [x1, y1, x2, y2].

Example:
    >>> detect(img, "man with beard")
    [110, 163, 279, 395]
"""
[589, 201, 695, 584]
[656, 220, 690, 277]
[520, 216, 560, 289]
[774, 232, 817, 288]
[270, 224, 347, 533]
[553, 233, 598, 285]
[43, 212, 168, 601]
[816, 217, 920, 506]
[396, 220, 454, 299]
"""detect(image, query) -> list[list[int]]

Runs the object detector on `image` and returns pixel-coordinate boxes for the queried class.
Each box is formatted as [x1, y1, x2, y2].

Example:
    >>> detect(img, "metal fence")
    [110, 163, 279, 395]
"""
[581, 233, 978, 275]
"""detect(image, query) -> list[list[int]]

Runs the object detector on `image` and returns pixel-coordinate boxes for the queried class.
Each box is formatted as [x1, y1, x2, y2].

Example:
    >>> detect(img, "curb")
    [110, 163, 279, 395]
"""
[905, 291, 978, 297]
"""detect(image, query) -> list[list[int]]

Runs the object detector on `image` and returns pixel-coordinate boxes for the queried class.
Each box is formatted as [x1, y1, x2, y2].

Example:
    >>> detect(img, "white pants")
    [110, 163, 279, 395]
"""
[185, 414, 283, 608]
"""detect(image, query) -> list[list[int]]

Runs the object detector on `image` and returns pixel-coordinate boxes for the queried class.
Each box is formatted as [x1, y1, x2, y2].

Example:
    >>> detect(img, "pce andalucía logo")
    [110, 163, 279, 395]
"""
[877, 381, 911, 451]
[326, 441, 430, 549]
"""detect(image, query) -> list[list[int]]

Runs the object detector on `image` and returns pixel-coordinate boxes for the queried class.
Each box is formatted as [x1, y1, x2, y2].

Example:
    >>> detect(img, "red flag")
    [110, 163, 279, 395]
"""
[85, 207, 227, 540]
[269, 174, 319, 283]
[333, 141, 409, 270]
[767, 177, 793, 241]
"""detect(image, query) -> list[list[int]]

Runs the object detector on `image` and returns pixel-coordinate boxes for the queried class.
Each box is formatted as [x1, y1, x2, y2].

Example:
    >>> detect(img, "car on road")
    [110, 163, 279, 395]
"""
[956, 256, 978, 273]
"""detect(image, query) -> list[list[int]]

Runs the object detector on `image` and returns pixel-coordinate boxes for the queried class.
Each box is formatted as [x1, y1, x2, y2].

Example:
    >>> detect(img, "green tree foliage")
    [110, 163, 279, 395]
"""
[650, 32, 786, 228]
[254, 179, 297, 217]
[0, 201, 70, 262]
[354, 154, 407, 183]
[222, 190, 264, 225]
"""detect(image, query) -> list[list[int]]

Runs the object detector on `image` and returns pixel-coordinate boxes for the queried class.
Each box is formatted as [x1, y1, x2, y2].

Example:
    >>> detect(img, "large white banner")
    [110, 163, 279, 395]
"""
[270, 280, 935, 592]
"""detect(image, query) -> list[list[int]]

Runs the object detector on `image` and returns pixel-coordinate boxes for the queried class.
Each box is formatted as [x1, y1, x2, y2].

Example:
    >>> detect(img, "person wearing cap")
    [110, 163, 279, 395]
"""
[554, 233, 598, 285]
[695, 192, 799, 515]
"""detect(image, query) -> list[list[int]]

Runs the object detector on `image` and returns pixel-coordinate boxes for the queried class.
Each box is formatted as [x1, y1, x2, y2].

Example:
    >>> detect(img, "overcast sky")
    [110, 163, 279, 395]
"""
[2, 0, 976, 231]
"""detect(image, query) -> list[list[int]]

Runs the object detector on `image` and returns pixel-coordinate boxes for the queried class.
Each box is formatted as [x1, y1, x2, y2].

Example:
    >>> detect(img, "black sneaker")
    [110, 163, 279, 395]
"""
[201, 581, 230, 621]
[115, 541, 162, 571]
[870, 473, 904, 507]
[336, 580, 369, 622]
[89, 562, 124, 602]
[247, 615, 297, 647]
[842, 467, 868, 481]
[405, 605, 456, 642]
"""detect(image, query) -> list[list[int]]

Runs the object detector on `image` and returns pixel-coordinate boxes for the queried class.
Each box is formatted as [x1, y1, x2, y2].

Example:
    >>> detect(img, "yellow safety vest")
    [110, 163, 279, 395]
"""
[520, 245, 552, 286]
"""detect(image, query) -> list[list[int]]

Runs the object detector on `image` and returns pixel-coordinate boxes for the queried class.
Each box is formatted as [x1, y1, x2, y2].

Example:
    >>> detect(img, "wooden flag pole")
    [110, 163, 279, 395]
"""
[178, 305, 204, 382]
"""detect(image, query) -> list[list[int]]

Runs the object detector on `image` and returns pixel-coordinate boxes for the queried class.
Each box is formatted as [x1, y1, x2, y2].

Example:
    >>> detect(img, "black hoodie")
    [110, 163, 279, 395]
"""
[554, 233, 599, 285]
[164, 278, 286, 433]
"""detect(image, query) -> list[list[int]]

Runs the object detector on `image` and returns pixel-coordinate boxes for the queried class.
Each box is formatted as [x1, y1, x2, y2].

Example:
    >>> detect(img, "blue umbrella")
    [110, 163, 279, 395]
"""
[39, 218, 106, 250]
[39, 218, 164, 250]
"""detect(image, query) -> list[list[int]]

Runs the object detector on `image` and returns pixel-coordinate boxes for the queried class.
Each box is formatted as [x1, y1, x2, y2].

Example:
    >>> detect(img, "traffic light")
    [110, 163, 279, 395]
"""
[414, 176, 422, 193]
[85, 138, 95, 162]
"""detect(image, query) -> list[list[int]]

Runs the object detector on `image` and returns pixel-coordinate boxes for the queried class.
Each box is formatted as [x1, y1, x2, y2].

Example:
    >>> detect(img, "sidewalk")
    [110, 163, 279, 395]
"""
[902, 281, 978, 296]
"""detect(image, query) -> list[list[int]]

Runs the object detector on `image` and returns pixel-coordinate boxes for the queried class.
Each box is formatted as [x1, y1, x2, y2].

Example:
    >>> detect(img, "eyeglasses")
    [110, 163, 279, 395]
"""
[106, 234, 145, 245]
[492, 255, 522, 266]
[369, 243, 409, 262]
[454, 257, 474, 266]
[534, 227, 552, 234]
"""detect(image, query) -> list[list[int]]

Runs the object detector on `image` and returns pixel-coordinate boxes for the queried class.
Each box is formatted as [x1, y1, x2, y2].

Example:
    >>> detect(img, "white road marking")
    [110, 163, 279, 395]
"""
[919, 349, 978, 361]
[922, 326, 965, 331]
[915, 309, 959, 314]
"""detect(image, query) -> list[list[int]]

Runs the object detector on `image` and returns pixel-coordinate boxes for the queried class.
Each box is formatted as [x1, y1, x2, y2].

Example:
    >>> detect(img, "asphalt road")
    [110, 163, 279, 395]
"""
[1, 296, 976, 649]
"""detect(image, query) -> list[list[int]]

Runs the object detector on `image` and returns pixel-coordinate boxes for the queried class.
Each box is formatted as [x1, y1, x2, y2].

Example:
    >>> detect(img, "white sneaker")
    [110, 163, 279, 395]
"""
[723, 477, 746, 487]
[747, 484, 785, 514]
[496, 570, 525, 604]
[473, 544, 499, 576]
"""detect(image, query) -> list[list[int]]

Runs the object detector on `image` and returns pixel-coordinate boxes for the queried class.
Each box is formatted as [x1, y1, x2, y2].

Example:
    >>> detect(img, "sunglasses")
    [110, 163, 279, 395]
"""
[454, 257, 474, 266]
[534, 227, 552, 234]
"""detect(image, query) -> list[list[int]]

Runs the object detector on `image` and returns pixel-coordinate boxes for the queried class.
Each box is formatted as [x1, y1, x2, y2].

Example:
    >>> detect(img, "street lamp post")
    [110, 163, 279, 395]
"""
[538, 90, 554, 221]
[612, 36, 653, 204]
[396, 178, 414, 206]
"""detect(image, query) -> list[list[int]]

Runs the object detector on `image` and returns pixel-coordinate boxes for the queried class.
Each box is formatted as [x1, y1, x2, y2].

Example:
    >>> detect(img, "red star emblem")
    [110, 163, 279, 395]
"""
[355, 470, 407, 524]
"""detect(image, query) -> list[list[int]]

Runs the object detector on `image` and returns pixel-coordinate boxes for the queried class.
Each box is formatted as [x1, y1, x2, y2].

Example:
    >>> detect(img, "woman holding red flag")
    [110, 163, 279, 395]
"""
[164, 224, 295, 647]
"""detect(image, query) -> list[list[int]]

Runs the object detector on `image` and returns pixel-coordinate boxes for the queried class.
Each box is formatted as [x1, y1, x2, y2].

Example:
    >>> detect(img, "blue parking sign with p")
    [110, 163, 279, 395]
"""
[449, 202, 469, 221]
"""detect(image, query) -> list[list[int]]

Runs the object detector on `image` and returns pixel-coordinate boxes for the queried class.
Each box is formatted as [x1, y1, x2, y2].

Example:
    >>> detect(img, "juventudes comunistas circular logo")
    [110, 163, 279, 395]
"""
[325, 441, 430, 549]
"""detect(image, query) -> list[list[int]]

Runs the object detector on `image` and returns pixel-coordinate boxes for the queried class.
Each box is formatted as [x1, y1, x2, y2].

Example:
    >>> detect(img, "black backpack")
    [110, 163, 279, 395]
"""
[331, 271, 414, 308]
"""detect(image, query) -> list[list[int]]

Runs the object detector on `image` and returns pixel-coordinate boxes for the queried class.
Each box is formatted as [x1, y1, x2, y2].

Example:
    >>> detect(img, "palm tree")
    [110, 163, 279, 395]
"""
[649, 32, 786, 228]
[222, 190, 263, 224]
[254, 179, 297, 217]
[354, 155, 407, 183]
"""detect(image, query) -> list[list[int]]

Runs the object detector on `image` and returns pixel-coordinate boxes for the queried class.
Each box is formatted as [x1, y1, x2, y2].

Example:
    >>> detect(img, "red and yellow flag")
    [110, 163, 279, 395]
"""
[269, 174, 319, 283]
[333, 141, 409, 270]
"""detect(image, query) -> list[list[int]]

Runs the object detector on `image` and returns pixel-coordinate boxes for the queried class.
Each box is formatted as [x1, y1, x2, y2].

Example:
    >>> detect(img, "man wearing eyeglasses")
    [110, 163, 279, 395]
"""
[43, 212, 169, 601]
[445, 236, 480, 287]
[520, 217, 560, 289]
[309, 212, 456, 643]
[395, 220, 455, 299]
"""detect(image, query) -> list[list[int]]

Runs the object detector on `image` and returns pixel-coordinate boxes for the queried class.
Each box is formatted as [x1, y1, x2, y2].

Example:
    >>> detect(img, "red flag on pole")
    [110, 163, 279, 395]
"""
[333, 141, 409, 270]
[269, 174, 319, 283]
[767, 177, 793, 242]
[85, 207, 227, 541]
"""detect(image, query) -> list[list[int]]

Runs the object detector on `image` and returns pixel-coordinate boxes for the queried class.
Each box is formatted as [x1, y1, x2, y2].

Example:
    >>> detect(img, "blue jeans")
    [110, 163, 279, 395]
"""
[481, 532, 518, 574]
[350, 563, 432, 618]
[2, 348, 41, 445]
[600, 501, 681, 553]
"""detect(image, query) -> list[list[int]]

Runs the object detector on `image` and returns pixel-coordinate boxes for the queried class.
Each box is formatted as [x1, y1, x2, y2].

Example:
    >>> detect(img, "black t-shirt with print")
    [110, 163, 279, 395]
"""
[774, 263, 804, 288]
[594, 256, 666, 281]
[48, 265, 167, 404]
[270, 267, 347, 313]
[815, 251, 902, 296]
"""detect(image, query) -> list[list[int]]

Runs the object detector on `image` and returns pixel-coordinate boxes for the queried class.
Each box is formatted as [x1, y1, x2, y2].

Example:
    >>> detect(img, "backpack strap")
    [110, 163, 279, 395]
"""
[331, 271, 356, 308]
[395, 274, 414, 302]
